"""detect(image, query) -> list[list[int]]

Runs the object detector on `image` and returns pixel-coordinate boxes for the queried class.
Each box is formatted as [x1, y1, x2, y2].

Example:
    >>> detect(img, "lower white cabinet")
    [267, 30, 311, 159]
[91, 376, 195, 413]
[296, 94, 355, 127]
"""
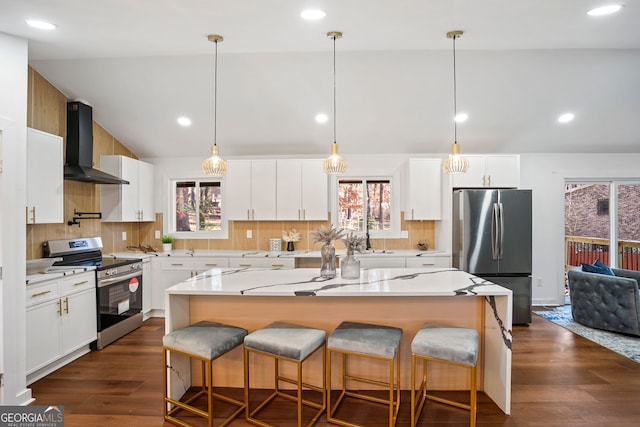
[26, 272, 96, 376]
[151, 257, 231, 310]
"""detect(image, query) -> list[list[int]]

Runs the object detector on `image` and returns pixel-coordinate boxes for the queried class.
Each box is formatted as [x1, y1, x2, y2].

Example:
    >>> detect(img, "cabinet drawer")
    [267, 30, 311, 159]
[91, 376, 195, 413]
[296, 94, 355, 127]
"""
[405, 257, 451, 268]
[229, 258, 295, 269]
[193, 258, 229, 270]
[60, 273, 95, 294]
[158, 257, 195, 270]
[26, 281, 59, 306]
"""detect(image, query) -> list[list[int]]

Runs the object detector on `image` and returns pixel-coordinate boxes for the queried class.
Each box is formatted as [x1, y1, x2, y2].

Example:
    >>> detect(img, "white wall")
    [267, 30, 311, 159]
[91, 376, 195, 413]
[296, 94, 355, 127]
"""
[521, 153, 640, 306]
[0, 32, 31, 405]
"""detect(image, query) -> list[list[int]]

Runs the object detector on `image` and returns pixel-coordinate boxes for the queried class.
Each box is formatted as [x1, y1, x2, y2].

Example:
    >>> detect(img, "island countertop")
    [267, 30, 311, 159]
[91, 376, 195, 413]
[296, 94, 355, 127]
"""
[164, 267, 513, 415]
[165, 267, 508, 297]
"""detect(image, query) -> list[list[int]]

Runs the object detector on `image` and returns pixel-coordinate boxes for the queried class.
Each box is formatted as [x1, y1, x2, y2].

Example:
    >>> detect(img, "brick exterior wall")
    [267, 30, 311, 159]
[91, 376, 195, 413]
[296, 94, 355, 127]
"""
[565, 184, 640, 241]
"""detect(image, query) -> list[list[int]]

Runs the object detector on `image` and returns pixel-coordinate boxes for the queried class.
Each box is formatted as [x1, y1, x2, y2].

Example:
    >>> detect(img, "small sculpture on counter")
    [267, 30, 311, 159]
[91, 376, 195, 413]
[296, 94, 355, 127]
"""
[417, 240, 430, 251]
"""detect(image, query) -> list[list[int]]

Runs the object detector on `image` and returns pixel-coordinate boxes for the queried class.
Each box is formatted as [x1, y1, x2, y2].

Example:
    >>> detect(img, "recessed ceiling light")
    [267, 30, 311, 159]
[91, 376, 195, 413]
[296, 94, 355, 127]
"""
[26, 20, 56, 30]
[301, 9, 326, 20]
[587, 5, 623, 16]
[558, 113, 575, 123]
[315, 113, 328, 123]
[177, 117, 191, 126]
[455, 113, 468, 123]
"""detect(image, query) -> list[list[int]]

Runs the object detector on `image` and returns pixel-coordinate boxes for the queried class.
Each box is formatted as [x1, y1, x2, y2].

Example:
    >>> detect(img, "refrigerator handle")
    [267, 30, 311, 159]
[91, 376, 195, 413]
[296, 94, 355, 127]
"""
[499, 202, 505, 259]
[491, 203, 499, 260]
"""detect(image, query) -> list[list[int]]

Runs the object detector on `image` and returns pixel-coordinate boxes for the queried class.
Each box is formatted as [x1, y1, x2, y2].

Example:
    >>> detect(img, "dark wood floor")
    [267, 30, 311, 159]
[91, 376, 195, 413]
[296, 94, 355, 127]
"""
[29, 315, 640, 426]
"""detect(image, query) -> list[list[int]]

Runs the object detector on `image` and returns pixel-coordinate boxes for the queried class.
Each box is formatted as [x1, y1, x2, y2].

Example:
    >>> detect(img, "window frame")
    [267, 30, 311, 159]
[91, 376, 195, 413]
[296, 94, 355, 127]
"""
[168, 178, 228, 239]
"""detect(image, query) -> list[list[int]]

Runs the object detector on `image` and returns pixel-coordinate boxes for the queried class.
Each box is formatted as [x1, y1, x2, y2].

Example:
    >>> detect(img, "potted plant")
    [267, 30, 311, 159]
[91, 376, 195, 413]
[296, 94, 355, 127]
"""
[161, 235, 174, 252]
[282, 229, 301, 251]
[311, 225, 345, 278]
[340, 232, 367, 279]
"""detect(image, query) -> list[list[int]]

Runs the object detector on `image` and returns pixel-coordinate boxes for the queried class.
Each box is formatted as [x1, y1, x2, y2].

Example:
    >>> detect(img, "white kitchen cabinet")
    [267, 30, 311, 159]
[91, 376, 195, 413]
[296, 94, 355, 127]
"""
[404, 158, 442, 220]
[226, 159, 277, 220]
[277, 159, 328, 220]
[26, 127, 63, 224]
[451, 155, 520, 189]
[405, 256, 451, 268]
[26, 272, 96, 378]
[228, 257, 295, 269]
[151, 256, 231, 311]
[100, 155, 155, 222]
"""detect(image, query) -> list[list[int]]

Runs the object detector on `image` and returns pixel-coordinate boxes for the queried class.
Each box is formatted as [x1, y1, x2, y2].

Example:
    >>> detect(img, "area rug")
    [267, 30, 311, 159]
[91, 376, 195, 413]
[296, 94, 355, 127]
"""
[533, 305, 640, 363]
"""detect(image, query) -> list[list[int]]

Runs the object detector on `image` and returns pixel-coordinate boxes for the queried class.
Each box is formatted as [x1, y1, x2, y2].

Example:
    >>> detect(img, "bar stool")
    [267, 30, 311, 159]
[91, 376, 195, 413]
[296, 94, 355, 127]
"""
[410, 323, 479, 427]
[244, 321, 326, 427]
[163, 320, 248, 427]
[327, 321, 402, 427]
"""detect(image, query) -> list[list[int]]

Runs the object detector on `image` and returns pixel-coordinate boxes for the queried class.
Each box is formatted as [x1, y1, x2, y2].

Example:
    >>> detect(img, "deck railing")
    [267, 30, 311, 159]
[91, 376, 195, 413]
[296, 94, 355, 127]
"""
[565, 236, 640, 271]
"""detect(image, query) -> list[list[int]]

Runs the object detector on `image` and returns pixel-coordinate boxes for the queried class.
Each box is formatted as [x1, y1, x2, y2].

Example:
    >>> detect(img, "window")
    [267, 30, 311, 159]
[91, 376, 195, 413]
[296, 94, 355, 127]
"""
[338, 178, 391, 233]
[172, 179, 225, 236]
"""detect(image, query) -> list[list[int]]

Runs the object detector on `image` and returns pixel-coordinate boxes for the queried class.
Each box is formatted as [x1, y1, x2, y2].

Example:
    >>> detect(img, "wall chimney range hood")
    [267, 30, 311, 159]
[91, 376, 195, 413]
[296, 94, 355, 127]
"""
[65, 101, 129, 185]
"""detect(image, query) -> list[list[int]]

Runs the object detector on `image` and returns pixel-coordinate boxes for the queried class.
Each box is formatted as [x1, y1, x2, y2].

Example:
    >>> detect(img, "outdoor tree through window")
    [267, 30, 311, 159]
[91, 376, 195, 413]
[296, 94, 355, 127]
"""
[175, 180, 222, 232]
[338, 179, 391, 232]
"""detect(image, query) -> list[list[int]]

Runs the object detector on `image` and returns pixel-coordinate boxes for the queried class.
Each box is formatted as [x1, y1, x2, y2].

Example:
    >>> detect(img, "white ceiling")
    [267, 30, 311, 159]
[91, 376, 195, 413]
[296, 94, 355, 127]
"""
[2, 0, 640, 158]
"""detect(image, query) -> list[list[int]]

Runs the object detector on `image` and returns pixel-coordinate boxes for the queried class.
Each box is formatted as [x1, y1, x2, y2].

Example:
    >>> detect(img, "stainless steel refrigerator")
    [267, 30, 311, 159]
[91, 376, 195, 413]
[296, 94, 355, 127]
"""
[453, 189, 533, 324]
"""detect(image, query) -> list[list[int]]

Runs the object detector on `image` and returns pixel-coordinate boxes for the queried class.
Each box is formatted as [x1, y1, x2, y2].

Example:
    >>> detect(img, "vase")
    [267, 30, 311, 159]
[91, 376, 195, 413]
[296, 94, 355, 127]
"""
[341, 248, 360, 279]
[162, 243, 172, 252]
[320, 243, 337, 278]
[287, 241, 295, 252]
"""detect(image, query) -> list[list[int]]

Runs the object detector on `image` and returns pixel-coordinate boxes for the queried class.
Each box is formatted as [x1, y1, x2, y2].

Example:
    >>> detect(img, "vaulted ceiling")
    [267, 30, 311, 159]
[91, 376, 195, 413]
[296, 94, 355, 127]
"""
[2, 0, 639, 158]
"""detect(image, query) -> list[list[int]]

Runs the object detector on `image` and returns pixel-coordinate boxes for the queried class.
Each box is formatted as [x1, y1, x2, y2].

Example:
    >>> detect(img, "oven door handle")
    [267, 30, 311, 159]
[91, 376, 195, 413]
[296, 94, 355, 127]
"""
[98, 271, 142, 288]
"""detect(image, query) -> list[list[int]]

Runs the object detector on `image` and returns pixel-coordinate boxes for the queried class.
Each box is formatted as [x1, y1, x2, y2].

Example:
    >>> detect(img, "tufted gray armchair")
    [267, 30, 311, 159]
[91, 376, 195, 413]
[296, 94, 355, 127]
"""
[567, 267, 640, 336]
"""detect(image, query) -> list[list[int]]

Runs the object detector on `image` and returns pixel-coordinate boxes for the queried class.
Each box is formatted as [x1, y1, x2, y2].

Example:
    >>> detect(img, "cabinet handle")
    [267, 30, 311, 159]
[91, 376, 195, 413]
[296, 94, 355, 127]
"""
[271, 264, 284, 267]
[57, 299, 62, 316]
[411, 209, 414, 220]
[238, 264, 251, 267]
[25, 206, 29, 223]
[482, 175, 486, 187]
[171, 263, 184, 267]
[420, 263, 435, 267]
[252, 209, 255, 220]
[298, 209, 301, 220]
[31, 290, 51, 298]
[247, 209, 250, 220]
[32, 207, 36, 223]
[74, 280, 89, 286]
[64, 296, 69, 314]
[488, 175, 491, 187]
[303, 209, 306, 220]
[204, 263, 217, 266]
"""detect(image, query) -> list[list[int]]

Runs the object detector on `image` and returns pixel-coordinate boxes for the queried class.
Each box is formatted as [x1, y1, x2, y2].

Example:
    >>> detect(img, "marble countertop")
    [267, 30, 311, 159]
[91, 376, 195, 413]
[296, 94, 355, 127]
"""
[166, 267, 509, 297]
[108, 249, 449, 259]
[26, 266, 96, 285]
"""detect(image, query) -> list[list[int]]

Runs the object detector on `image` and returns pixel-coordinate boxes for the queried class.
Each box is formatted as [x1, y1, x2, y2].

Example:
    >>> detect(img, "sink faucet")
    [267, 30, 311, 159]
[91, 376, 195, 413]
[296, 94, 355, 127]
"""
[365, 220, 372, 251]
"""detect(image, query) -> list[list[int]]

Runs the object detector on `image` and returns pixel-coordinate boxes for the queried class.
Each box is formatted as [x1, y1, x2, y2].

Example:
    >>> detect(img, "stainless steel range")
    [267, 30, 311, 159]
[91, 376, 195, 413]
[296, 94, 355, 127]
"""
[43, 237, 143, 349]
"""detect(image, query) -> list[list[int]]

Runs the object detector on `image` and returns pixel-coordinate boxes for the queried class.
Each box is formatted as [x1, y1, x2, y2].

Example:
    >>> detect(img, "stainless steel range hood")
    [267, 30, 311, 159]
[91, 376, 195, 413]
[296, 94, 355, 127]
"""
[65, 101, 129, 185]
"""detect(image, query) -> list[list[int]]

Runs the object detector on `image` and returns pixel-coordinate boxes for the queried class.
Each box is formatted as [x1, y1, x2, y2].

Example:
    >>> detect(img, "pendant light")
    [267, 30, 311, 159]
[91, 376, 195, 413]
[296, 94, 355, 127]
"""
[323, 31, 348, 175]
[443, 30, 469, 175]
[202, 34, 228, 176]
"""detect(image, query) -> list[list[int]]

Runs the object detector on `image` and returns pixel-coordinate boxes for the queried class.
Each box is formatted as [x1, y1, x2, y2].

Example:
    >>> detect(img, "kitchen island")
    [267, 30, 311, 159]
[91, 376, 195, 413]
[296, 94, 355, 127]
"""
[165, 267, 513, 414]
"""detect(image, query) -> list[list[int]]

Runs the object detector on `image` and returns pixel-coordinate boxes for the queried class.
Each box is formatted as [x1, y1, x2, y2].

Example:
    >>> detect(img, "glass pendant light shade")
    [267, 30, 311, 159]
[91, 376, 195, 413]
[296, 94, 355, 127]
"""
[324, 31, 347, 175]
[323, 142, 347, 174]
[202, 145, 228, 176]
[443, 143, 469, 174]
[202, 34, 228, 176]
[443, 30, 468, 175]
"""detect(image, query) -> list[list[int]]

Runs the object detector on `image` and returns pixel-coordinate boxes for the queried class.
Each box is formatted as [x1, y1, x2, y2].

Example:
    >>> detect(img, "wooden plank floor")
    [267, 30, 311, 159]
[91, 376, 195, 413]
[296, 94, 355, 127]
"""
[29, 315, 640, 426]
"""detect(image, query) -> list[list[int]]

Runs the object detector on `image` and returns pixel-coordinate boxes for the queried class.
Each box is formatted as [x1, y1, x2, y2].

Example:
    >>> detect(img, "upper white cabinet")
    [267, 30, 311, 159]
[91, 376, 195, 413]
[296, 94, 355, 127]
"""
[26, 128, 63, 224]
[403, 158, 442, 220]
[100, 155, 155, 222]
[226, 159, 277, 220]
[277, 159, 328, 221]
[451, 154, 520, 188]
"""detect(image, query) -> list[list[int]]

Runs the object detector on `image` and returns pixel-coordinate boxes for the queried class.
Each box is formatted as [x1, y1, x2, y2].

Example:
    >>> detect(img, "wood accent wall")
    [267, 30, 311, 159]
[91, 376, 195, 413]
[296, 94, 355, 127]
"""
[26, 67, 435, 258]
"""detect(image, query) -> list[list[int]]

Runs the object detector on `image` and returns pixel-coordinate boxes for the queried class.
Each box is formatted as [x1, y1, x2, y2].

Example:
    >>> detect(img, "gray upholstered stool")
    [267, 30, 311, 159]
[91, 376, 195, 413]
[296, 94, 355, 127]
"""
[410, 323, 479, 427]
[244, 321, 326, 427]
[163, 320, 248, 427]
[327, 321, 402, 427]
